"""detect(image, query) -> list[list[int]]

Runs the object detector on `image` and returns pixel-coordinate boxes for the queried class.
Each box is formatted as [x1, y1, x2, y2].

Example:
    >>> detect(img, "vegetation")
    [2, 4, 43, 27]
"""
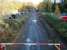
[0, 0, 23, 16]
[0, 14, 28, 43]
[37, 2, 48, 12]
[0, 0, 33, 42]
[41, 13, 67, 38]
[38, 0, 67, 41]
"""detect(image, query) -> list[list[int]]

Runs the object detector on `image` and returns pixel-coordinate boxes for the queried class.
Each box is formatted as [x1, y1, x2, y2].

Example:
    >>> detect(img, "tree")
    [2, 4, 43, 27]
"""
[64, 0, 67, 4]
[37, 2, 48, 12]
[55, 4, 61, 16]
[0, 0, 22, 16]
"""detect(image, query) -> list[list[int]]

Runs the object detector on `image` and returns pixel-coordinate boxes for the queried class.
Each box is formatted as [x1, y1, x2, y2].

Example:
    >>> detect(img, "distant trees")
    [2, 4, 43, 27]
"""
[0, 1, 22, 16]
[18, 4, 33, 12]
[64, 0, 67, 4]
[63, 4, 67, 13]
[37, 0, 67, 13]
[37, 2, 48, 12]
[37, 0, 54, 12]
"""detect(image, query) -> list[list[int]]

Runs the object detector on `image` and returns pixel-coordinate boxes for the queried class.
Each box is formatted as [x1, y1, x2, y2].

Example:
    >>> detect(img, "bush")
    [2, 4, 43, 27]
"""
[0, 16, 28, 42]
[44, 13, 67, 38]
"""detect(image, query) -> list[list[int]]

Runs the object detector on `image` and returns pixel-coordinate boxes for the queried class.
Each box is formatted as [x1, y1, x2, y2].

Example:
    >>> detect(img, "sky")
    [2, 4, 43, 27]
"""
[16, 0, 61, 4]
[16, 0, 43, 2]
[16, 0, 43, 4]
[51, 0, 61, 3]
[0, 0, 62, 4]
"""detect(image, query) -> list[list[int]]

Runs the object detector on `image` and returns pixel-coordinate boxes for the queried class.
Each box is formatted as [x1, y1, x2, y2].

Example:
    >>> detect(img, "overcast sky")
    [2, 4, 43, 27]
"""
[0, 0, 62, 4]
[51, 0, 61, 3]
